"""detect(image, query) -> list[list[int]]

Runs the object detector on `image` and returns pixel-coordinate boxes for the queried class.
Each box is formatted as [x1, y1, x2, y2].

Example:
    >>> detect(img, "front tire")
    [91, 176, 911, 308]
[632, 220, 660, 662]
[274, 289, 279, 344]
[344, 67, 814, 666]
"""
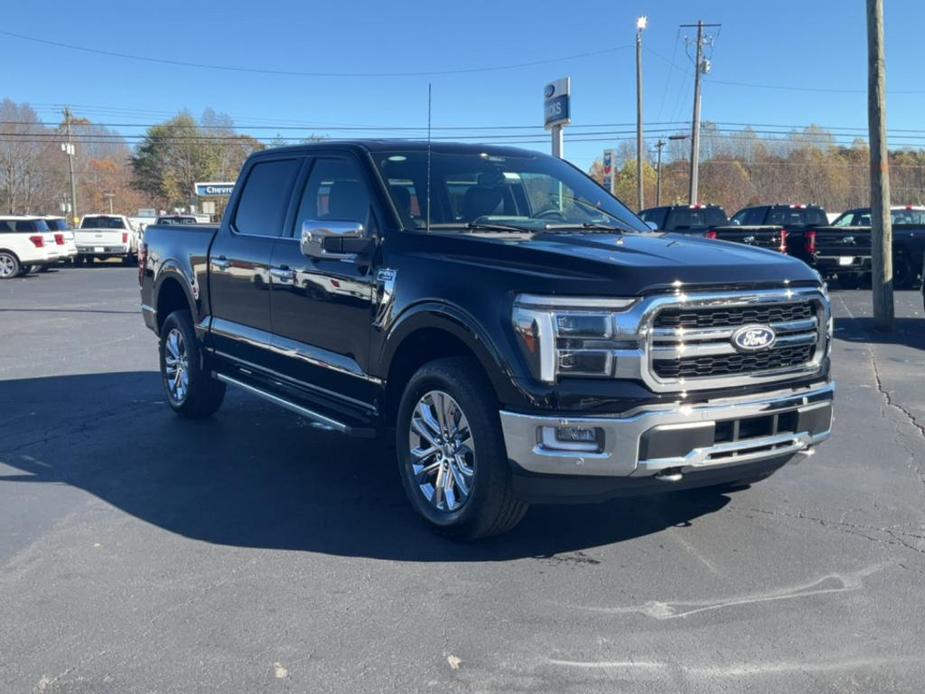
[396, 357, 528, 540]
[159, 310, 226, 419]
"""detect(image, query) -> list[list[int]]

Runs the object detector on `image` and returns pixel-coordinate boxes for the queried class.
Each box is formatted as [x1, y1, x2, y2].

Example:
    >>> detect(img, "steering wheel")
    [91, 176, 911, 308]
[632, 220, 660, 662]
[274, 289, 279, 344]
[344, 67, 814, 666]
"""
[536, 209, 567, 222]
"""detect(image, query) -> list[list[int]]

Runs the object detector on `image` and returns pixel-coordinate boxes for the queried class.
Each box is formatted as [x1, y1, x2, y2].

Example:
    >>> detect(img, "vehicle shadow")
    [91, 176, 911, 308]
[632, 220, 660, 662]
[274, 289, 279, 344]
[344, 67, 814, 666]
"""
[834, 317, 925, 349]
[0, 371, 731, 562]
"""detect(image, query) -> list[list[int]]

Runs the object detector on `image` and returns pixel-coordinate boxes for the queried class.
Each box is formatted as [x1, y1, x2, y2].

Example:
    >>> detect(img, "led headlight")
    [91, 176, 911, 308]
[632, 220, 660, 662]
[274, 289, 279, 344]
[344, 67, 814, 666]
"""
[512, 294, 638, 384]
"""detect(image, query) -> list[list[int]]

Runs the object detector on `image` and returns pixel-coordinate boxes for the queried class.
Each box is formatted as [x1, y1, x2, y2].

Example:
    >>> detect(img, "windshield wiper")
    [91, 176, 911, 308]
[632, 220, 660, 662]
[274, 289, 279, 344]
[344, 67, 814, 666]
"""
[466, 221, 533, 233]
[543, 222, 630, 233]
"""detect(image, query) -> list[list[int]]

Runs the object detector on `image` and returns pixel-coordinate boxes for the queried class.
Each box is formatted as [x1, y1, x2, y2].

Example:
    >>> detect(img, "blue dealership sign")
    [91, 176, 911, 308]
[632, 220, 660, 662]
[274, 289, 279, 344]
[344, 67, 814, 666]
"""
[194, 181, 235, 197]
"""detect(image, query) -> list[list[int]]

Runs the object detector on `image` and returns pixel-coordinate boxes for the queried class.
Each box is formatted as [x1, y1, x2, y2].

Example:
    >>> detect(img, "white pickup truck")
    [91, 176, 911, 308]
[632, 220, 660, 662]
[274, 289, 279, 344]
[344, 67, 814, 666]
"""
[75, 214, 139, 265]
[0, 216, 58, 278]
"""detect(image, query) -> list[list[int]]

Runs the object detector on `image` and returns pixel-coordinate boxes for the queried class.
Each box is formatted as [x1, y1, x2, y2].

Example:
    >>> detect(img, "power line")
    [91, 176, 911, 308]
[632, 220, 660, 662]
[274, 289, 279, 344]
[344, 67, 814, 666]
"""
[0, 30, 633, 78]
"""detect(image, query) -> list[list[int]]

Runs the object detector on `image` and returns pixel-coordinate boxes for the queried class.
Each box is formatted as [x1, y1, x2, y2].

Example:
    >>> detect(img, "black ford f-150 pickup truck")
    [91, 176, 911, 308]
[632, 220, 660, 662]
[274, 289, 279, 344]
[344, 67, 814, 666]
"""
[813, 205, 925, 288]
[710, 204, 829, 266]
[140, 141, 835, 539]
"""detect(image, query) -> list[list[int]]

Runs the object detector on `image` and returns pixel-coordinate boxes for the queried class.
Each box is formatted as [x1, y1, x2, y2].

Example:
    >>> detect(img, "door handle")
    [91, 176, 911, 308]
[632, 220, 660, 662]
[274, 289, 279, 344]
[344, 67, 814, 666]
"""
[212, 255, 231, 271]
[270, 266, 296, 282]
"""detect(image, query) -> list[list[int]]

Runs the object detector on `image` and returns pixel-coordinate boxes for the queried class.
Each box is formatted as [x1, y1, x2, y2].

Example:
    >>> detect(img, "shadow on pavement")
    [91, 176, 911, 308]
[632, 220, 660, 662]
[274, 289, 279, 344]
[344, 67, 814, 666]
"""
[0, 371, 731, 562]
[834, 317, 925, 349]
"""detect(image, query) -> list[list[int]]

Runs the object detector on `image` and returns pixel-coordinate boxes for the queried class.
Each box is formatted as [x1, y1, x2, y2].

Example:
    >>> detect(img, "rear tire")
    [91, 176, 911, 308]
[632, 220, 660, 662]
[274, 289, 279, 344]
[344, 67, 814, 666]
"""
[159, 310, 226, 419]
[396, 357, 528, 540]
[0, 251, 20, 279]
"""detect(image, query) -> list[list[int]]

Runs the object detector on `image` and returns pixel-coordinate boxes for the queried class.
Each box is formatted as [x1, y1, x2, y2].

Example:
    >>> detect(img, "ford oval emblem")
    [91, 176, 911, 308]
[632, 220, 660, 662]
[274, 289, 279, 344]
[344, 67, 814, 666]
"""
[731, 324, 777, 352]
[544, 84, 556, 98]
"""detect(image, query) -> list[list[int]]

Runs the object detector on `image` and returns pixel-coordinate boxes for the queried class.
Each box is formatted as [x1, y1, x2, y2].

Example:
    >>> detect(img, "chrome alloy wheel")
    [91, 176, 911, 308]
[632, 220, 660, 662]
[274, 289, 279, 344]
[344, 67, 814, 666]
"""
[164, 328, 190, 403]
[0, 253, 16, 278]
[408, 390, 475, 513]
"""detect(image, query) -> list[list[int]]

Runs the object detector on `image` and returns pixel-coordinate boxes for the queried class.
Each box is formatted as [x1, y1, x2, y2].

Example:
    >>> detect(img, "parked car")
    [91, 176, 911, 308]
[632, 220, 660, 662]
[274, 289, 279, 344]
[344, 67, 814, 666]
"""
[814, 205, 925, 288]
[75, 214, 140, 265]
[42, 216, 79, 265]
[639, 204, 728, 234]
[140, 141, 834, 539]
[710, 204, 829, 265]
[0, 216, 57, 278]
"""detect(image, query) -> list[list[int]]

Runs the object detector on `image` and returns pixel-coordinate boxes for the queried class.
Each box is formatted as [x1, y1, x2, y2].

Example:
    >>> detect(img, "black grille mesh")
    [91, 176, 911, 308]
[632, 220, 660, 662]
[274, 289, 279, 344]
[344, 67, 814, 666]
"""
[654, 302, 814, 330]
[654, 344, 815, 379]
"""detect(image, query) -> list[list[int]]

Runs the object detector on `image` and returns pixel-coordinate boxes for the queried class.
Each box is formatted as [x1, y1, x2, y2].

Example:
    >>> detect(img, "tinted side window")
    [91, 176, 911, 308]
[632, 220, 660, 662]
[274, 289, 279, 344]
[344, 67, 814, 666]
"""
[234, 159, 301, 237]
[0, 221, 12, 232]
[15, 220, 47, 232]
[745, 208, 766, 225]
[295, 158, 371, 231]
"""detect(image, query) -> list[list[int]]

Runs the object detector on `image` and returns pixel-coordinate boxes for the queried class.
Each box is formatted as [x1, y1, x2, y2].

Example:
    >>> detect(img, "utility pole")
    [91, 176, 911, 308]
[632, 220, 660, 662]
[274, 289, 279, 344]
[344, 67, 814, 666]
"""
[867, 0, 894, 329]
[636, 16, 647, 211]
[654, 139, 665, 206]
[681, 21, 720, 205]
[62, 108, 78, 225]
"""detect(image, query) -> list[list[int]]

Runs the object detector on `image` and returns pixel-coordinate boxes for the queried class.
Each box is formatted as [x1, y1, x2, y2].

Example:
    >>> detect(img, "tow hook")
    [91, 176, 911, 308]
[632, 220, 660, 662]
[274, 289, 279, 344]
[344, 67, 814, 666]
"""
[655, 468, 684, 482]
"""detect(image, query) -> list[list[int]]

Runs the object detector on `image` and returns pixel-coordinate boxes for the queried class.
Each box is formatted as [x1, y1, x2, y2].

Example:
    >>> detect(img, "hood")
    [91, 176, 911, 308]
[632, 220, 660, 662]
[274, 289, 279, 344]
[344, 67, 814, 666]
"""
[410, 230, 821, 295]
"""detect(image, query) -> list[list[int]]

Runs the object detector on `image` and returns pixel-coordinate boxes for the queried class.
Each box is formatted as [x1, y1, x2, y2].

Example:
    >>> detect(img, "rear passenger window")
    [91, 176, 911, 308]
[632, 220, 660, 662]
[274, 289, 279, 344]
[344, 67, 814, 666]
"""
[234, 159, 301, 237]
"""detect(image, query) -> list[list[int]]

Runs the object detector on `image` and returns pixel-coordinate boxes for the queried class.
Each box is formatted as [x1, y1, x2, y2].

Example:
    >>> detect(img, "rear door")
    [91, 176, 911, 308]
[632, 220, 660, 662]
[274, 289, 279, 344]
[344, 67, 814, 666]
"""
[266, 154, 380, 407]
[208, 156, 303, 366]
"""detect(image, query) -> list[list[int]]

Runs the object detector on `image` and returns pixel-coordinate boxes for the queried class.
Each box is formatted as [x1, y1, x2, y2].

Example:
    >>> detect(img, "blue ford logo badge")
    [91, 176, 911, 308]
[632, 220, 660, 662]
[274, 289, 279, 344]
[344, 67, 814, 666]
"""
[544, 84, 556, 98]
[731, 324, 776, 352]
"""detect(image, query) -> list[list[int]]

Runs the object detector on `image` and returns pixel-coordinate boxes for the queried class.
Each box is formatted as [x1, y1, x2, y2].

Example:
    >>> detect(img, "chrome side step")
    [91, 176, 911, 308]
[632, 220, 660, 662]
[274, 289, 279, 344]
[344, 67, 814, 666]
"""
[215, 372, 374, 437]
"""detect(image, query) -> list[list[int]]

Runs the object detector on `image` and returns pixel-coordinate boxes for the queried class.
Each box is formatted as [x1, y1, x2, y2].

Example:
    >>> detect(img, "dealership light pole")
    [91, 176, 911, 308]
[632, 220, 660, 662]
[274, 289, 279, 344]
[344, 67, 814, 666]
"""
[636, 16, 647, 211]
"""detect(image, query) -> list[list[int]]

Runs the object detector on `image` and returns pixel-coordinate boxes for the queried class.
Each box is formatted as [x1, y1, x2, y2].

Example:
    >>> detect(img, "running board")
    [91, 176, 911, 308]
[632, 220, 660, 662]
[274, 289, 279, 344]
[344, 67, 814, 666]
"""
[214, 372, 376, 438]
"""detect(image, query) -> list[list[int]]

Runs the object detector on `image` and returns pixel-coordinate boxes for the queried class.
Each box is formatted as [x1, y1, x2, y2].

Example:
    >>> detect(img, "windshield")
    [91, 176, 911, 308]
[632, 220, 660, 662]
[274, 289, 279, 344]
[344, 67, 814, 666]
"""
[372, 149, 648, 233]
[81, 216, 125, 229]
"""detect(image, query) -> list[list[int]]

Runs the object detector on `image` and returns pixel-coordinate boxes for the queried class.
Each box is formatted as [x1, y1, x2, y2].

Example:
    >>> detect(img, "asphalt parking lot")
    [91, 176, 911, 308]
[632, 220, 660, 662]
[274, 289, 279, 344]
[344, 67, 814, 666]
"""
[1, 266, 924, 693]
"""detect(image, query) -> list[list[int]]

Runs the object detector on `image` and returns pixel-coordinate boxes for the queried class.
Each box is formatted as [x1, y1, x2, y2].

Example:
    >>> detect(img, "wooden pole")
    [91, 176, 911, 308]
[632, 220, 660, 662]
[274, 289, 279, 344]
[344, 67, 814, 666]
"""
[867, 0, 894, 329]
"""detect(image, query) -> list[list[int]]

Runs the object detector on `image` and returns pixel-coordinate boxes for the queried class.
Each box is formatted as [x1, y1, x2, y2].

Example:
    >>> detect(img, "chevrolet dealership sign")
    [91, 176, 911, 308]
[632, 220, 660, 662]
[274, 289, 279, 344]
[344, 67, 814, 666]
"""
[194, 181, 235, 197]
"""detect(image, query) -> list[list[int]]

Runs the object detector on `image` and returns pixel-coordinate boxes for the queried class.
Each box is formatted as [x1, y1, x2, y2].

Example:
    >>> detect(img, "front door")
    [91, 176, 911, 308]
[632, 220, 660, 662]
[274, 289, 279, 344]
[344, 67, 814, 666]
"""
[208, 156, 302, 366]
[267, 155, 379, 408]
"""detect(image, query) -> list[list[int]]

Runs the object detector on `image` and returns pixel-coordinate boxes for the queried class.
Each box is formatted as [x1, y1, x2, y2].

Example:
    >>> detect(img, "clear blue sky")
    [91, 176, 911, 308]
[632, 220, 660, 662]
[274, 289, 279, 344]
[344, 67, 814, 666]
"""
[5, 0, 924, 171]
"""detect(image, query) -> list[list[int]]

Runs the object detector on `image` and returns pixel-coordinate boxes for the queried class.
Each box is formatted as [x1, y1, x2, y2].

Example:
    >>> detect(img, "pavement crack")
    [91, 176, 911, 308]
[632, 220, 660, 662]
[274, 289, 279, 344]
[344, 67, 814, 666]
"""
[729, 506, 925, 556]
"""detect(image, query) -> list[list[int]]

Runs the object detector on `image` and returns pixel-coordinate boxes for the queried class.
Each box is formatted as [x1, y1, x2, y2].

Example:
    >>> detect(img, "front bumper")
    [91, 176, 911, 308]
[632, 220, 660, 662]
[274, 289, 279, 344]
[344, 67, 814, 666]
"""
[500, 380, 834, 483]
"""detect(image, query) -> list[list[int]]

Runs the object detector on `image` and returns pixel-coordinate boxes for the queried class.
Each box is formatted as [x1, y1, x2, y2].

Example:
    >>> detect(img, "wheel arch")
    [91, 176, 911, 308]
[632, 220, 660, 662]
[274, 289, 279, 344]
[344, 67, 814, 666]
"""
[380, 304, 517, 426]
[154, 269, 196, 334]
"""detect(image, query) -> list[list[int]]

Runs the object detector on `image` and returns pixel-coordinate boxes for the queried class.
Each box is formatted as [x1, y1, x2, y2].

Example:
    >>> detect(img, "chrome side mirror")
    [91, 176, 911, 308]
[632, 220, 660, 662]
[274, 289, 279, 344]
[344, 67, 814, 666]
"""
[300, 220, 367, 260]
[645, 220, 659, 231]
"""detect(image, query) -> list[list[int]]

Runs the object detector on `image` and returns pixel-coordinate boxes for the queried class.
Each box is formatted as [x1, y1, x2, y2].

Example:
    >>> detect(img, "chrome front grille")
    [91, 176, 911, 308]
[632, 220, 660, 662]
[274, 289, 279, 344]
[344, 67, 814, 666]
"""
[646, 292, 826, 390]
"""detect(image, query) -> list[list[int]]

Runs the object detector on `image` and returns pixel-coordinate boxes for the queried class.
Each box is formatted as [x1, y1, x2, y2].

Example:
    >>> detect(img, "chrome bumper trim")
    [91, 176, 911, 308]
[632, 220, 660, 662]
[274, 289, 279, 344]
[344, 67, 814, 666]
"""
[499, 381, 834, 477]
